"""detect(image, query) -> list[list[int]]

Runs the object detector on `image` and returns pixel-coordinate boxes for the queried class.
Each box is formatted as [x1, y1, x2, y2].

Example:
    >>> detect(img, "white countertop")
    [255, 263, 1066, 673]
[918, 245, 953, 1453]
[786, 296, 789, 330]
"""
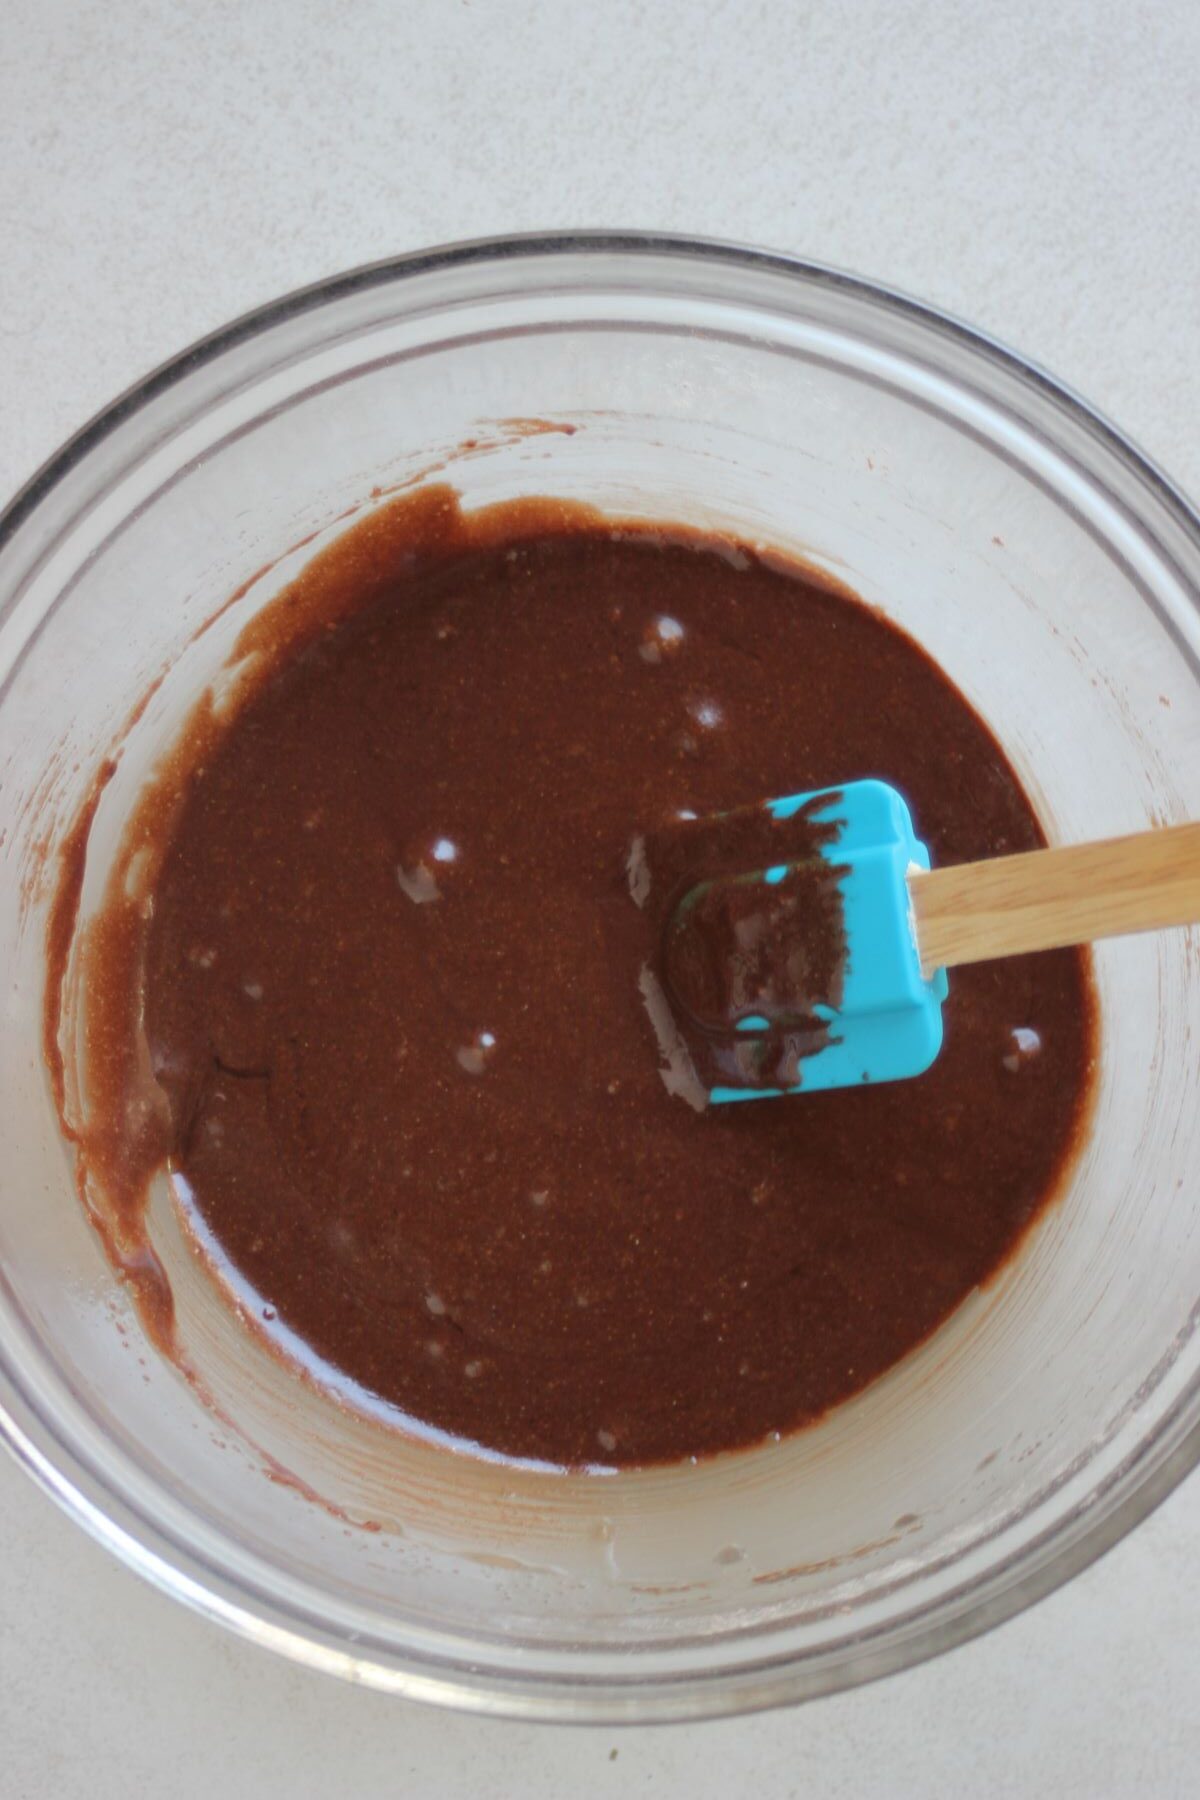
[3, 2, 1200, 1792]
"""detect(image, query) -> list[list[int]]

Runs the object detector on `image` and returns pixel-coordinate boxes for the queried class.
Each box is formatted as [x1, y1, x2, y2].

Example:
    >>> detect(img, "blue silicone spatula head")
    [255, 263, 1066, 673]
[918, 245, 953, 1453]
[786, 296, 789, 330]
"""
[650, 779, 948, 1102]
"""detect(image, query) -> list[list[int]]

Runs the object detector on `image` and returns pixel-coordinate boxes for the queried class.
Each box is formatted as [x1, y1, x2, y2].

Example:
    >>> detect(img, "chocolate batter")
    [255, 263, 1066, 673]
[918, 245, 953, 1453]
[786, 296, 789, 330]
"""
[645, 797, 850, 1093]
[52, 487, 1097, 1469]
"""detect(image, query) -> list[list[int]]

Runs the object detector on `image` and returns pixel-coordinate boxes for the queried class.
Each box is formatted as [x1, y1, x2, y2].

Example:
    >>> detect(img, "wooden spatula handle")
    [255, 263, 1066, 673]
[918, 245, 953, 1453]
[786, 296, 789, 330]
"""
[909, 821, 1200, 973]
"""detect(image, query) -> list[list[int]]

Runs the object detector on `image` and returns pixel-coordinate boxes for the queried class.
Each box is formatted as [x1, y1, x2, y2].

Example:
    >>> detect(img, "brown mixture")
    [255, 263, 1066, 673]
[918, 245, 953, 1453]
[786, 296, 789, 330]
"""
[644, 795, 850, 1093]
[49, 487, 1097, 1468]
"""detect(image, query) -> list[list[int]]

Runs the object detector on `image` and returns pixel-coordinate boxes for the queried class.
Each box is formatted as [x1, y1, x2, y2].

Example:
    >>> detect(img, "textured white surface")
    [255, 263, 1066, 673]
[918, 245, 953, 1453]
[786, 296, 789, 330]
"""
[3, 1, 1200, 1793]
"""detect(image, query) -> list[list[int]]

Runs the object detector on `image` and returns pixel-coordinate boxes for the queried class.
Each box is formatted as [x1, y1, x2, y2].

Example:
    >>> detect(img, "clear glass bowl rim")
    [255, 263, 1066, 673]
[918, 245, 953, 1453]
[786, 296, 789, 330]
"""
[3, 229, 1200, 1723]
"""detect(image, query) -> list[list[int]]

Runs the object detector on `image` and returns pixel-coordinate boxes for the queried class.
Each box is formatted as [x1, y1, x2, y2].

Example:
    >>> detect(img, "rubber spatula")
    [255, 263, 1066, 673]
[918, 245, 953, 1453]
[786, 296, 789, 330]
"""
[657, 779, 1200, 1102]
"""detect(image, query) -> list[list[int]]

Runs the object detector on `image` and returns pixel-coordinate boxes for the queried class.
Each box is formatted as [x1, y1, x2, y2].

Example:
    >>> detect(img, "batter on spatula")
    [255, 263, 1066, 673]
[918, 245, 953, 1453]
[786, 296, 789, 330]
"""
[54, 487, 1097, 1468]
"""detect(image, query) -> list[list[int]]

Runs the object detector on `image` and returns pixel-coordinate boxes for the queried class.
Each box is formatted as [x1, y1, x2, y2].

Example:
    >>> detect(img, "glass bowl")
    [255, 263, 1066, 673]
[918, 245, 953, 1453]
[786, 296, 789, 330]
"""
[2, 234, 1200, 1723]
